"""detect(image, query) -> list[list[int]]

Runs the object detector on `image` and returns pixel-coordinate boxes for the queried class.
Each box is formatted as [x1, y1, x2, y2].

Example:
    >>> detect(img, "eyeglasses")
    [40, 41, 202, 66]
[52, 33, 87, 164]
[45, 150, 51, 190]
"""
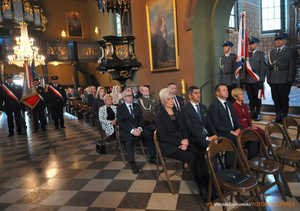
[124, 94, 133, 97]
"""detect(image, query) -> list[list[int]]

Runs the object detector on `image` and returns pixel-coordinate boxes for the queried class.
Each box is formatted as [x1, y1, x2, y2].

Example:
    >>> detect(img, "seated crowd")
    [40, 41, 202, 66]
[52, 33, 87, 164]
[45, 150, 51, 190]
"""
[64, 82, 271, 202]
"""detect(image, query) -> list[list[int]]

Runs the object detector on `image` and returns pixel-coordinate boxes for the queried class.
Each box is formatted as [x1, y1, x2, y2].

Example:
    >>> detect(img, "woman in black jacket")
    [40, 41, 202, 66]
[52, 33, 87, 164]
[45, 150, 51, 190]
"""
[156, 88, 210, 201]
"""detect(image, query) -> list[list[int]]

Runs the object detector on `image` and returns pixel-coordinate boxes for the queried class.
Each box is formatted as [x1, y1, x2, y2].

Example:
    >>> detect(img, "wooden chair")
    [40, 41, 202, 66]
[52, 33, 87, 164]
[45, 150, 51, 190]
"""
[115, 125, 146, 164]
[66, 100, 72, 113]
[206, 137, 265, 211]
[265, 122, 300, 180]
[237, 128, 292, 200]
[153, 129, 186, 195]
[142, 111, 157, 132]
[282, 117, 300, 150]
[71, 100, 80, 117]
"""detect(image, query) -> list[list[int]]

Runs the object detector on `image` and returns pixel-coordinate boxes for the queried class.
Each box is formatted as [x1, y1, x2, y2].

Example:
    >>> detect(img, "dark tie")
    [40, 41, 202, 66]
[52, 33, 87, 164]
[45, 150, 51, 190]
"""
[249, 52, 253, 57]
[224, 102, 234, 128]
[196, 104, 205, 134]
[129, 105, 134, 119]
[277, 48, 281, 55]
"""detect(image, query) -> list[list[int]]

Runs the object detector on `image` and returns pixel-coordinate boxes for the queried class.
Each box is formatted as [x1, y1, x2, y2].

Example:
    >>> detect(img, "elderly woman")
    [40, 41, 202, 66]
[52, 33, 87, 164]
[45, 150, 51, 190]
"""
[99, 94, 117, 137]
[156, 88, 210, 201]
[93, 86, 106, 117]
[231, 88, 267, 144]
[112, 85, 123, 105]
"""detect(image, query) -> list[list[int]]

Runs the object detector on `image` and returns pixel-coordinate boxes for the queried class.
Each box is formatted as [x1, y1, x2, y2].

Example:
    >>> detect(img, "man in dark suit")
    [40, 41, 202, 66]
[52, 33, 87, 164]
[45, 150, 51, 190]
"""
[132, 86, 142, 99]
[183, 86, 218, 151]
[117, 89, 156, 174]
[0, 74, 23, 137]
[47, 76, 67, 129]
[219, 41, 237, 103]
[182, 86, 218, 200]
[246, 37, 267, 121]
[168, 82, 184, 111]
[209, 84, 258, 168]
[267, 32, 296, 123]
[32, 77, 47, 132]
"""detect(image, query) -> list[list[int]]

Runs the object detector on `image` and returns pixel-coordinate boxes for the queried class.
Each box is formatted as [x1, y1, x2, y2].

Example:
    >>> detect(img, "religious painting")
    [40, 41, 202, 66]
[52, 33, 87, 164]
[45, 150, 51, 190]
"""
[146, 0, 179, 72]
[66, 11, 84, 38]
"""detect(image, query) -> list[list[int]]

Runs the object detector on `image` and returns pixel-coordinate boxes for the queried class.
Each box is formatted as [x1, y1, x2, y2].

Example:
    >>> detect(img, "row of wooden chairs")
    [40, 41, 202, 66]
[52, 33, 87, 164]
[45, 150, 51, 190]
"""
[153, 117, 300, 210]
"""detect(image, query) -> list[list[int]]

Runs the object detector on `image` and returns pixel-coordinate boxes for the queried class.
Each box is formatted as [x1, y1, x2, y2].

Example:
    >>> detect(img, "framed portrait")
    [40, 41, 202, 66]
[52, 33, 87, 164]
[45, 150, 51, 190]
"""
[146, 0, 179, 72]
[66, 11, 84, 38]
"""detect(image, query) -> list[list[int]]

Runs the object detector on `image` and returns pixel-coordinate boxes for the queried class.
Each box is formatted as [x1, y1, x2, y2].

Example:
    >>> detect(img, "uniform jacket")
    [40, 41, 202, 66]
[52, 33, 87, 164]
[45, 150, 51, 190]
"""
[138, 95, 160, 114]
[117, 102, 144, 136]
[182, 102, 217, 143]
[209, 99, 241, 134]
[0, 82, 22, 109]
[99, 105, 117, 136]
[246, 50, 267, 83]
[267, 47, 296, 84]
[156, 107, 188, 157]
[47, 83, 67, 107]
[219, 53, 237, 85]
[35, 85, 47, 108]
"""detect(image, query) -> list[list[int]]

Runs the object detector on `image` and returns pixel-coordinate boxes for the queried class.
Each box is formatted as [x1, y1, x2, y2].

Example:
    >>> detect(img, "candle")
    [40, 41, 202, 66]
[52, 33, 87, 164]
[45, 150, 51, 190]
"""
[181, 79, 186, 95]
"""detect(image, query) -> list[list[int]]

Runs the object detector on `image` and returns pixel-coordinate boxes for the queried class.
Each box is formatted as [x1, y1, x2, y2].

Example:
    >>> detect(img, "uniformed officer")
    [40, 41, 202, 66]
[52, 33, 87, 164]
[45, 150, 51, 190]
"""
[220, 41, 237, 103]
[47, 76, 67, 129]
[267, 32, 296, 123]
[0, 74, 23, 137]
[246, 37, 267, 121]
[138, 86, 160, 115]
[32, 77, 47, 132]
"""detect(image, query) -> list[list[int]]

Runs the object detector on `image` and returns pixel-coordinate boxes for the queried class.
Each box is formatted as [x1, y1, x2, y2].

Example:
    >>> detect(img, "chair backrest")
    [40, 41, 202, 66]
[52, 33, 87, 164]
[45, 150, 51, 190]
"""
[71, 100, 78, 107]
[206, 137, 249, 174]
[153, 129, 161, 153]
[67, 100, 71, 106]
[265, 122, 292, 149]
[283, 117, 300, 142]
[237, 129, 270, 167]
[89, 106, 94, 112]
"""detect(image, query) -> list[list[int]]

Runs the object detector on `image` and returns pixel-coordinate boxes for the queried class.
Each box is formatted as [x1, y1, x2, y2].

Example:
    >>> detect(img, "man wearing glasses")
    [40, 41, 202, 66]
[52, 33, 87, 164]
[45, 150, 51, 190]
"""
[117, 89, 157, 174]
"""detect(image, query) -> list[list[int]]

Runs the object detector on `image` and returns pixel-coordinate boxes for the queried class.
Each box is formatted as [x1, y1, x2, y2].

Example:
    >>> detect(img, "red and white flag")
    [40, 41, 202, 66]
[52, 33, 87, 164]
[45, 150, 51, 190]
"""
[235, 11, 259, 82]
[20, 60, 40, 109]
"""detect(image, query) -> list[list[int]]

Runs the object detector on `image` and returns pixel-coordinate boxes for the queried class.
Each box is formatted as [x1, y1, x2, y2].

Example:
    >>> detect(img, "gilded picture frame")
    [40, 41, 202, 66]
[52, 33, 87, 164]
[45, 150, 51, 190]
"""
[66, 11, 84, 38]
[146, 0, 179, 72]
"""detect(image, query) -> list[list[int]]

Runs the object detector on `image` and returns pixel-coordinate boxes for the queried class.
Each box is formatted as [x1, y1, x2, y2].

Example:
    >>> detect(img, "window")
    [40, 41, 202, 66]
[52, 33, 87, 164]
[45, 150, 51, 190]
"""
[116, 13, 122, 37]
[229, 2, 237, 29]
[261, 0, 284, 33]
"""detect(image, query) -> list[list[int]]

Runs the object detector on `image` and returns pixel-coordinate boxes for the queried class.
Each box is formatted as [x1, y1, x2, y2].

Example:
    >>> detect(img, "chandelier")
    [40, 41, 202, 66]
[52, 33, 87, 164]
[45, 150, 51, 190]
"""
[95, 0, 130, 14]
[8, 22, 45, 67]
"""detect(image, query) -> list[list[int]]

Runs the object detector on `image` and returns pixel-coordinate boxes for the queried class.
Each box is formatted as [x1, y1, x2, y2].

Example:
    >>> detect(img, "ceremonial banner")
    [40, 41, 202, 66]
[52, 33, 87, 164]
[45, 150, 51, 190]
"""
[20, 60, 40, 109]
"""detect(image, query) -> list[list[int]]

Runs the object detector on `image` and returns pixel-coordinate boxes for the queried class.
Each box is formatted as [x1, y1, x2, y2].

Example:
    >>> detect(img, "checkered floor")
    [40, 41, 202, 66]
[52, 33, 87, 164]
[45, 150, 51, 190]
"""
[0, 112, 300, 211]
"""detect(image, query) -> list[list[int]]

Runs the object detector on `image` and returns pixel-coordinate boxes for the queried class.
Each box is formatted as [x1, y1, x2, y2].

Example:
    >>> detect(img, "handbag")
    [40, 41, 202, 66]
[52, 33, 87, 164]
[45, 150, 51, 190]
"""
[96, 138, 106, 154]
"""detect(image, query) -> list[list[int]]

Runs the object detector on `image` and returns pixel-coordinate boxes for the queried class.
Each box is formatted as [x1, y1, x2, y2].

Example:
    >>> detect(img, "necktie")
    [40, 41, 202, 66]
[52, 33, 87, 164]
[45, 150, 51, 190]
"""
[224, 102, 234, 128]
[174, 97, 180, 111]
[277, 48, 281, 55]
[196, 104, 205, 134]
[10, 83, 12, 87]
[129, 105, 134, 118]
[249, 52, 253, 57]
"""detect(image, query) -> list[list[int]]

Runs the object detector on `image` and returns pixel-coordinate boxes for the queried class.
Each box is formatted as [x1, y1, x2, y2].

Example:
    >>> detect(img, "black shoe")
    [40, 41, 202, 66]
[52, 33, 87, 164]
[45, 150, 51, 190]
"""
[7, 133, 14, 137]
[61, 126, 66, 128]
[255, 114, 261, 121]
[131, 161, 140, 174]
[149, 157, 161, 166]
[199, 188, 208, 202]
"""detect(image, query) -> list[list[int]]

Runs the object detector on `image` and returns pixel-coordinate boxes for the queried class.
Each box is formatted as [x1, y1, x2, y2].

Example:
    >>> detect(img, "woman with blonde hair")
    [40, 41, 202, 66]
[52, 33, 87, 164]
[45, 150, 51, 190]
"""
[231, 88, 267, 144]
[112, 85, 123, 105]
[93, 86, 106, 117]
[99, 94, 117, 137]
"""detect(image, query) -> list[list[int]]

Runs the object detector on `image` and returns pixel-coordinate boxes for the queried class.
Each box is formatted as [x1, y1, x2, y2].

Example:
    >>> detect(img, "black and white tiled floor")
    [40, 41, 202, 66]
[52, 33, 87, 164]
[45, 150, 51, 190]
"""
[0, 112, 300, 211]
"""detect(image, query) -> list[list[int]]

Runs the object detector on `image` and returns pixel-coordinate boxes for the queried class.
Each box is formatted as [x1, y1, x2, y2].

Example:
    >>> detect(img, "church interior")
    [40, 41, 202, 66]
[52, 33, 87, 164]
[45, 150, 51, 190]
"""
[0, 0, 300, 210]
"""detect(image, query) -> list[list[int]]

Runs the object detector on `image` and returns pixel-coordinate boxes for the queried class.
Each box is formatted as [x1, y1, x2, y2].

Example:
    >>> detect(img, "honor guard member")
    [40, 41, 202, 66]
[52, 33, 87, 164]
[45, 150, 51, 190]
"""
[32, 77, 47, 132]
[219, 41, 237, 103]
[246, 37, 267, 121]
[0, 74, 23, 137]
[267, 32, 296, 123]
[47, 76, 67, 129]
